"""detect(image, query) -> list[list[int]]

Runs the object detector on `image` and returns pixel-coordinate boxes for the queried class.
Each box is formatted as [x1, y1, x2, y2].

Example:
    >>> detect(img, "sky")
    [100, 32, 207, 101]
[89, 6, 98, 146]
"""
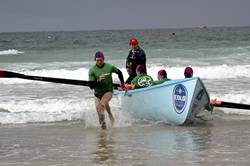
[0, 0, 250, 32]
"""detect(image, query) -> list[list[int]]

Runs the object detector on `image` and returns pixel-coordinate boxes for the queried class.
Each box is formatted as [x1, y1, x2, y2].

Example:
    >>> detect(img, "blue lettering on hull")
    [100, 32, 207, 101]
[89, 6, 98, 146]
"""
[173, 84, 188, 114]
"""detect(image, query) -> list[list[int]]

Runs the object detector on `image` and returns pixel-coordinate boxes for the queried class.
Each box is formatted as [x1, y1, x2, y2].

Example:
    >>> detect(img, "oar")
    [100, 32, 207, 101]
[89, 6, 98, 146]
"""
[210, 99, 250, 110]
[0, 70, 120, 88]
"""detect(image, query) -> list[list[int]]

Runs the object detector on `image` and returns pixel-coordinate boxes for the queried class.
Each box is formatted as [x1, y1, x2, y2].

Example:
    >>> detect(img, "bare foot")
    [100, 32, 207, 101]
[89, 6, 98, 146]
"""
[101, 121, 107, 130]
[109, 115, 115, 127]
[98, 110, 106, 129]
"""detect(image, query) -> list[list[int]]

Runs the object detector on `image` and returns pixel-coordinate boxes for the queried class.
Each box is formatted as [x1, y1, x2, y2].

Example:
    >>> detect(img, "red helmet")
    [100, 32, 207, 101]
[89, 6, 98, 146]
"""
[129, 37, 138, 46]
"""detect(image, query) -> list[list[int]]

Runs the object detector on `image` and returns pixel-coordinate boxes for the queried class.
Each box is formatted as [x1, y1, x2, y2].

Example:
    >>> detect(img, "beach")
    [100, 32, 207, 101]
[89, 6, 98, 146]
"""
[1, 115, 250, 166]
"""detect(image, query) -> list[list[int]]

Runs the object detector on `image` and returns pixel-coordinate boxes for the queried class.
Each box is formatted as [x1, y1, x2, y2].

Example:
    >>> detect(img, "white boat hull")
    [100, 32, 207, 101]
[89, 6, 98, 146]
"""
[114, 77, 211, 125]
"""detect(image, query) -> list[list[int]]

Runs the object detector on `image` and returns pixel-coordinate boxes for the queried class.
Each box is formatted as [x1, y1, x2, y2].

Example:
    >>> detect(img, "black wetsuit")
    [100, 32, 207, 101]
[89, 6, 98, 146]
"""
[125, 47, 146, 84]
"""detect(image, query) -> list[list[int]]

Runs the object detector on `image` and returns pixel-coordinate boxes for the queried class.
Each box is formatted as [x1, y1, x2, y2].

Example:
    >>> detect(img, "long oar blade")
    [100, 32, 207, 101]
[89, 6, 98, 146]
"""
[211, 100, 250, 110]
[0, 70, 91, 86]
[0, 70, 120, 87]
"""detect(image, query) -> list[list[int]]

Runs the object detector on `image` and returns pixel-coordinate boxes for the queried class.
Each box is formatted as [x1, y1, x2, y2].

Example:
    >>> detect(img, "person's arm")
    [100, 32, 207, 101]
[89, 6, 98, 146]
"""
[138, 49, 146, 66]
[126, 51, 131, 67]
[88, 68, 97, 89]
[116, 69, 125, 85]
[112, 66, 125, 89]
[138, 49, 146, 73]
[126, 52, 132, 75]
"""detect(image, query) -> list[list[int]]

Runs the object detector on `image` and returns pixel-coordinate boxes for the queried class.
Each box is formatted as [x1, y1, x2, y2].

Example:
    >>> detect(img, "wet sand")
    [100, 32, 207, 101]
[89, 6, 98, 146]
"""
[1, 115, 250, 166]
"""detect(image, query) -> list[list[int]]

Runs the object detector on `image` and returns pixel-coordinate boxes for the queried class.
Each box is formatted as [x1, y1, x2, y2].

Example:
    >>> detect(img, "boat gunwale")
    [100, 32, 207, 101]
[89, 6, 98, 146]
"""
[114, 77, 200, 95]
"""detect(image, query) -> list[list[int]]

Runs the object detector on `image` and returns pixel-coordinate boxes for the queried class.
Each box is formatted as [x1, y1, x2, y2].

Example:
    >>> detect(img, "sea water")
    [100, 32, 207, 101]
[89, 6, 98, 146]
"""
[1, 27, 250, 165]
[1, 27, 250, 124]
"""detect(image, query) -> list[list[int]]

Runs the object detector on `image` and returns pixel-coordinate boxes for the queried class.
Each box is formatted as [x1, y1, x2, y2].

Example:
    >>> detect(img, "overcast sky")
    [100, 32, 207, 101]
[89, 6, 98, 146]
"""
[0, 0, 250, 32]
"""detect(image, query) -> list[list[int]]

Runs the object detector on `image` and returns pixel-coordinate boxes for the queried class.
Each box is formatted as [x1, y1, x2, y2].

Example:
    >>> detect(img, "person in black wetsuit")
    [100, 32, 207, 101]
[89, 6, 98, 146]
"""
[125, 37, 147, 84]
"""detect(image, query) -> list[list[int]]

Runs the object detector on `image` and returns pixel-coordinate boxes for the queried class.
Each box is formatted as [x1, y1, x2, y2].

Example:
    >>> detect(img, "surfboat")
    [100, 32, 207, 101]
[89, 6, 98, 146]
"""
[114, 77, 211, 125]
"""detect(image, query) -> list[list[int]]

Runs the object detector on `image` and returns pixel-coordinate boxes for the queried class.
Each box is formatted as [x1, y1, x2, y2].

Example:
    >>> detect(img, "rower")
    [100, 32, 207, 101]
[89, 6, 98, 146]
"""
[153, 69, 171, 85]
[184, 67, 193, 78]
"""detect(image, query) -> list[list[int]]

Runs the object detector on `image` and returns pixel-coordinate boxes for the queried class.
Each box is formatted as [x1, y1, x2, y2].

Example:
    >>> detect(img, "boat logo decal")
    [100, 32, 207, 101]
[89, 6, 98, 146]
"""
[137, 76, 153, 87]
[173, 84, 188, 114]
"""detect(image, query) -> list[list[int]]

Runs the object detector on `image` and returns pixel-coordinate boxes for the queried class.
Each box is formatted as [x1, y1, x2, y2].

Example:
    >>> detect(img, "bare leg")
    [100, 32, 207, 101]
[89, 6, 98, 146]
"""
[106, 102, 115, 126]
[95, 97, 106, 129]
[100, 92, 115, 126]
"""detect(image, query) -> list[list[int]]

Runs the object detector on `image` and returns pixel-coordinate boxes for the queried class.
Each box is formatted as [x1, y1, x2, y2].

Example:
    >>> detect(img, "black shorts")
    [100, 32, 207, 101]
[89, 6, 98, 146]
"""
[94, 94, 103, 100]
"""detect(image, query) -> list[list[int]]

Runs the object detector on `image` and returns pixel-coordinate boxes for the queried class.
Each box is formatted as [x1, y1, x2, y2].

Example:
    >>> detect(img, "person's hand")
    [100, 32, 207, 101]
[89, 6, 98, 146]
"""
[126, 68, 131, 75]
[130, 84, 135, 89]
[120, 84, 126, 90]
[126, 63, 132, 75]
[98, 74, 106, 81]
[125, 84, 135, 90]
[127, 62, 132, 67]
[117, 84, 126, 91]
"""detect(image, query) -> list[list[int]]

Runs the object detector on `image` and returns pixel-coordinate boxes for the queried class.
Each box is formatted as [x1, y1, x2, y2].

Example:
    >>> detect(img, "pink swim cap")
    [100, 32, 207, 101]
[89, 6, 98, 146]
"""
[136, 65, 146, 73]
[94, 51, 105, 60]
[157, 69, 167, 77]
[184, 67, 193, 78]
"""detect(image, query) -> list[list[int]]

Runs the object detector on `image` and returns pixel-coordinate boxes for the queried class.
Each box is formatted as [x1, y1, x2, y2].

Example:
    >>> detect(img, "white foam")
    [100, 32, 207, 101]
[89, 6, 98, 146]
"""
[2, 63, 250, 124]
[1, 64, 250, 85]
[145, 64, 250, 80]
[0, 49, 24, 55]
[0, 99, 84, 123]
[0, 96, 134, 126]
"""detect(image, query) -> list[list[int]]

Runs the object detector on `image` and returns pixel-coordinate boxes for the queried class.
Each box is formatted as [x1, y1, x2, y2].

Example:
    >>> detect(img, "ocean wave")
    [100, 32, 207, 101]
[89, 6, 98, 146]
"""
[1, 64, 250, 85]
[0, 49, 24, 55]
[0, 97, 132, 126]
[1, 91, 250, 125]
[147, 64, 250, 80]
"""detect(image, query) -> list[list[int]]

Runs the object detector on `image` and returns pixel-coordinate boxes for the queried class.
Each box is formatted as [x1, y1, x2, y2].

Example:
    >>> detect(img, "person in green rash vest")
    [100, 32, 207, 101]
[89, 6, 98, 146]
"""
[130, 65, 153, 88]
[153, 69, 171, 85]
[88, 51, 125, 129]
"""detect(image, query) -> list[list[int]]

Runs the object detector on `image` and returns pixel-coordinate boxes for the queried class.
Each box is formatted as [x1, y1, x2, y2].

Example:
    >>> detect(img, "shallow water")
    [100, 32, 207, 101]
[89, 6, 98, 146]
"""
[1, 27, 250, 165]
[1, 115, 250, 166]
[1, 27, 250, 124]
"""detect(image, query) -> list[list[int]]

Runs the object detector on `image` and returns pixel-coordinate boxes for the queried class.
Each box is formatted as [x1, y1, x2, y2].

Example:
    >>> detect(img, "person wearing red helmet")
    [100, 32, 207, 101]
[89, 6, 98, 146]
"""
[125, 37, 147, 84]
[129, 37, 138, 45]
[184, 66, 193, 78]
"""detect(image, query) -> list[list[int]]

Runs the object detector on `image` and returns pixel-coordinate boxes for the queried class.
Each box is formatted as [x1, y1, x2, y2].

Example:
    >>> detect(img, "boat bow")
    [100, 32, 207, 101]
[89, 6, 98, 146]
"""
[114, 77, 211, 125]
